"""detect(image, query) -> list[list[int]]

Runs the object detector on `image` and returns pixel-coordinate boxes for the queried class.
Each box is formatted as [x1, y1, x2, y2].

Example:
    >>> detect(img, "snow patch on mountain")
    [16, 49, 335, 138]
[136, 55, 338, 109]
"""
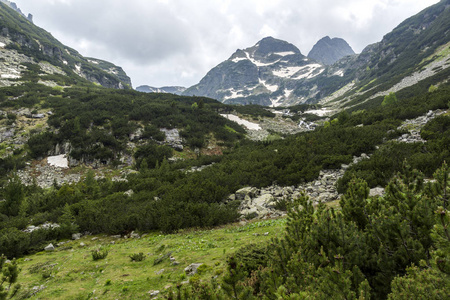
[1, 73, 20, 79]
[0, 42, 5, 48]
[274, 51, 296, 56]
[220, 114, 261, 130]
[305, 108, 333, 117]
[272, 66, 304, 78]
[292, 64, 324, 79]
[333, 70, 344, 77]
[47, 154, 69, 168]
[259, 79, 278, 92]
[245, 51, 280, 67]
[224, 88, 244, 100]
[231, 57, 247, 63]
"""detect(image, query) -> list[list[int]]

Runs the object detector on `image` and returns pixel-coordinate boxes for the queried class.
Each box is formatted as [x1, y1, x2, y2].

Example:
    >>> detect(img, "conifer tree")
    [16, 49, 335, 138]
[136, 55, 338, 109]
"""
[2, 173, 24, 216]
[340, 177, 370, 229]
[221, 255, 253, 299]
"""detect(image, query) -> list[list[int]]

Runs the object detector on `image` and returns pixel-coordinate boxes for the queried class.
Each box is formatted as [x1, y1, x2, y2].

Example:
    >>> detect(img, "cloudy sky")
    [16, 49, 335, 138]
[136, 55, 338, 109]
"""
[14, 0, 440, 88]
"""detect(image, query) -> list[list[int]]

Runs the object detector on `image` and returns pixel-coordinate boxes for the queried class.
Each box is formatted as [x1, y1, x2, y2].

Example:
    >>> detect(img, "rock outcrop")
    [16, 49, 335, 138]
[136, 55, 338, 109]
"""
[232, 168, 345, 219]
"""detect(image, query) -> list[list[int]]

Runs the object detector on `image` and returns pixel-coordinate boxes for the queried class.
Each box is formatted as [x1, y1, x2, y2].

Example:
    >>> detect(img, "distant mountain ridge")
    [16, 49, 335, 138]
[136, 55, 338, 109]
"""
[0, 1, 132, 89]
[307, 36, 355, 65]
[136, 85, 186, 95]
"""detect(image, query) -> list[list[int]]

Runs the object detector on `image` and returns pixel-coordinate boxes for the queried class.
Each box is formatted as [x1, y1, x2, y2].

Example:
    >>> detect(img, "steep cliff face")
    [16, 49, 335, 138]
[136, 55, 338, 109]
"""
[0, 2, 131, 89]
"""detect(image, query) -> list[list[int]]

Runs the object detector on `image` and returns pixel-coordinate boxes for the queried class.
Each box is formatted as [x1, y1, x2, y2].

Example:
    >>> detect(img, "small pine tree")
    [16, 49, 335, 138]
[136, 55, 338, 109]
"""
[221, 256, 252, 298]
[0, 255, 21, 299]
[340, 177, 370, 230]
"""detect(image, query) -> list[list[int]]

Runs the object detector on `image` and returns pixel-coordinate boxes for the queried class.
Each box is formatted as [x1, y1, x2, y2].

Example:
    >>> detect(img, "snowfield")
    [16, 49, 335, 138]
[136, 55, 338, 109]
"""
[273, 51, 296, 56]
[47, 154, 69, 168]
[220, 114, 261, 130]
[305, 108, 332, 117]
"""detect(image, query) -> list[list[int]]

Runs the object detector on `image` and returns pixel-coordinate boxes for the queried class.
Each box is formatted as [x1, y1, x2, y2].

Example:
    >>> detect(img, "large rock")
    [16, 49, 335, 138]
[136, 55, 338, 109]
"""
[235, 187, 257, 200]
[369, 187, 385, 197]
[253, 194, 275, 208]
[44, 243, 55, 251]
[184, 263, 203, 276]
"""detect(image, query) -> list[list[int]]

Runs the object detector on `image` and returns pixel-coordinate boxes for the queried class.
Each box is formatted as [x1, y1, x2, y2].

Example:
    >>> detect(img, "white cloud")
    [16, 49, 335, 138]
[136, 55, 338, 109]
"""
[13, 0, 440, 87]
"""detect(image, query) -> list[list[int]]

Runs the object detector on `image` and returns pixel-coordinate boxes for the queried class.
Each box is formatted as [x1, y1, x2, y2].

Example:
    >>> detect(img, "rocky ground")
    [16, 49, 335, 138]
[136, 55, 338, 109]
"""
[245, 113, 317, 141]
[395, 109, 447, 143]
[231, 154, 382, 220]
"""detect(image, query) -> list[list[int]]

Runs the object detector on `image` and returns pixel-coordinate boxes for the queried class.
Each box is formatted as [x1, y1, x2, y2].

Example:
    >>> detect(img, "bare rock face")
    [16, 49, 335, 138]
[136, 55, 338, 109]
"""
[308, 36, 355, 65]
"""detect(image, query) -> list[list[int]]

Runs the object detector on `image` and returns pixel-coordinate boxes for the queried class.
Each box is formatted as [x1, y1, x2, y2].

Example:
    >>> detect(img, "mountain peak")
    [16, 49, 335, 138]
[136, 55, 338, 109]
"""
[308, 36, 355, 65]
[254, 36, 302, 56]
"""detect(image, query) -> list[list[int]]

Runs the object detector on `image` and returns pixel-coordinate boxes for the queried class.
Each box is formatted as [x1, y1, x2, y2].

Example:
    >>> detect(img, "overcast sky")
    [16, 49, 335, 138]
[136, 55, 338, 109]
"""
[13, 0, 440, 88]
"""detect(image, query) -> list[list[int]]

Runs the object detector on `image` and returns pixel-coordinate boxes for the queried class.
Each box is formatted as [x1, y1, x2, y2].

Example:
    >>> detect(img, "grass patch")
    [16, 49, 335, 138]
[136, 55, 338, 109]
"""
[16, 218, 286, 299]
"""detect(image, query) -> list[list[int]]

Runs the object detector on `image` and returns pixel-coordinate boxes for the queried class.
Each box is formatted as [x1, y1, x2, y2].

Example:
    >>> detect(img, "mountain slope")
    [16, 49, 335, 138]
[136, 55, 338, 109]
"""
[0, 2, 131, 89]
[321, 0, 450, 110]
[307, 36, 355, 65]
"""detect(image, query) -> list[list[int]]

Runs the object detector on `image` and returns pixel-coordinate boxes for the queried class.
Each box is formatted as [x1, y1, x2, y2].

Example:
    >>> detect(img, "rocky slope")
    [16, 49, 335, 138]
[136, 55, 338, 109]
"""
[0, 2, 131, 89]
[307, 36, 355, 65]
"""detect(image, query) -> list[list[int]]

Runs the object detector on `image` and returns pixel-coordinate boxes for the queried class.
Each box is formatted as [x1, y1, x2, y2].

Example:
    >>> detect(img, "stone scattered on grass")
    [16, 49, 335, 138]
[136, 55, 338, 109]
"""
[44, 243, 55, 251]
[184, 263, 203, 276]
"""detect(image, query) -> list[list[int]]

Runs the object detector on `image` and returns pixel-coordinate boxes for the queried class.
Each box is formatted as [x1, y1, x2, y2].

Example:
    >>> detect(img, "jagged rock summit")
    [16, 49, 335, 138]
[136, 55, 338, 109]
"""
[308, 36, 355, 65]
